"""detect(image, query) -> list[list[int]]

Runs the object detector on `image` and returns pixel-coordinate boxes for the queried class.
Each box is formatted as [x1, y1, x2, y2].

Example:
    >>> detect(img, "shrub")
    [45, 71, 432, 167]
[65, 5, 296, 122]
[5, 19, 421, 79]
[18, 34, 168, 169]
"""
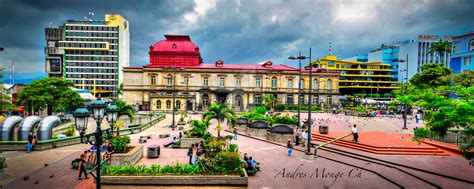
[355, 105, 366, 113]
[226, 144, 239, 152]
[413, 127, 432, 142]
[64, 126, 76, 137]
[274, 104, 286, 111]
[186, 120, 209, 138]
[213, 152, 242, 174]
[110, 136, 130, 153]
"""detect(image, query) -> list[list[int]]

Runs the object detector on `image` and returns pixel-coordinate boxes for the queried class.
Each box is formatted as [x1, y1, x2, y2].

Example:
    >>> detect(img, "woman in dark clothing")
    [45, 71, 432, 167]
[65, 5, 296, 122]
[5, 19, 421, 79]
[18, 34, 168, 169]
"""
[188, 144, 194, 165]
[78, 154, 88, 180]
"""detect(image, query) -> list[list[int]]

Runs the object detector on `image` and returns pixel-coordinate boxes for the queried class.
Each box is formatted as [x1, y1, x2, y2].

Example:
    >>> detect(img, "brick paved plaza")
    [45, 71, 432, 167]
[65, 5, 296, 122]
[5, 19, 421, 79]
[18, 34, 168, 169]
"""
[1, 113, 473, 189]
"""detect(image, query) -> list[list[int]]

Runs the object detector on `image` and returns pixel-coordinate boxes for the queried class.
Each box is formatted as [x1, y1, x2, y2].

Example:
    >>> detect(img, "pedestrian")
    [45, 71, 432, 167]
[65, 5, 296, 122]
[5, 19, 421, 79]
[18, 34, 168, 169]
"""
[351, 124, 359, 142]
[188, 144, 194, 165]
[302, 130, 307, 147]
[192, 143, 198, 166]
[179, 132, 183, 139]
[26, 132, 36, 153]
[416, 113, 420, 124]
[78, 153, 88, 180]
[295, 129, 300, 146]
[287, 139, 293, 157]
[233, 127, 238, 140]
[89, 144, 98, 164]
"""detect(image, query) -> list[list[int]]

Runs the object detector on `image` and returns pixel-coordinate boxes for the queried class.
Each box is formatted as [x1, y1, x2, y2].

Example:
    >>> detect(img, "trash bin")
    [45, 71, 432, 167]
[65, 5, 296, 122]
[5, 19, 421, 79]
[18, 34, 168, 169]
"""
[147, 145, 159, 158]
[319, 125, 328, 134]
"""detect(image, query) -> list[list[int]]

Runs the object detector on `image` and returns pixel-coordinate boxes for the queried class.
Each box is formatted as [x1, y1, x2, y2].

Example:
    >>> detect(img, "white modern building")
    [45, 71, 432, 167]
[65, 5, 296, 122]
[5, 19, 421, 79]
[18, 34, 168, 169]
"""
[45, 14, 130, 97]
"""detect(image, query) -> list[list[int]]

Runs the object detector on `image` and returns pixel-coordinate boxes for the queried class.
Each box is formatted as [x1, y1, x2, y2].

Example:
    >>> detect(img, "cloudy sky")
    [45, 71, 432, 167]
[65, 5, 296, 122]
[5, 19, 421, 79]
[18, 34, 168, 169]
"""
[0, 0, 473, 73]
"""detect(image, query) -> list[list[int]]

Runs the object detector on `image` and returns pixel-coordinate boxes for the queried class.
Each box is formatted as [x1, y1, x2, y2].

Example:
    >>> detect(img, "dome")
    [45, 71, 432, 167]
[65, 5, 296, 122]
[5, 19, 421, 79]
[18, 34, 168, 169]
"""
[149, 35, 200, 54]
[268, 125, 294, 134]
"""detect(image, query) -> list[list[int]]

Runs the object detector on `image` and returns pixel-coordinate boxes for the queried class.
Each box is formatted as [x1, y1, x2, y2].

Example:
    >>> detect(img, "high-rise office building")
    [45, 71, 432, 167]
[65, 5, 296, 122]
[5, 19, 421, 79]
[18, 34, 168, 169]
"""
[344, 35, 452, 82]
[45, 14, 130, 97]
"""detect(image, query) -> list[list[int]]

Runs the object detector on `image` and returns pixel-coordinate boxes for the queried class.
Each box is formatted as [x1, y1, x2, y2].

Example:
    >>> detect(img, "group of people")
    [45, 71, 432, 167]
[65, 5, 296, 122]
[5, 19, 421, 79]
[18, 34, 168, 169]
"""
[294, 129, 309, 147]
[243, 153, 259, 174]
[187, 141, 205, 166]
[76, 141, 115, 180]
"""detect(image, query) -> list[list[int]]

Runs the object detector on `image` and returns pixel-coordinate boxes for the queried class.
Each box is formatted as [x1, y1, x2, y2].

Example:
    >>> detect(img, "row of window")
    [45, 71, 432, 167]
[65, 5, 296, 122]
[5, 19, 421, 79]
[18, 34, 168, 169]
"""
[155, 100, 183, 110]
[81, 86, 115, 91]
[65, 31, 118, 38]
[72, 80, 116, 85]
[66, 37, 118, 44]
[151, 75, 333, 90]
[66, 68, 116, 73]
[65, 25, 118, 31]
[60, 42, 107, 49]
[66, 74, 116, 79]
[66, 56, 117, 61]
[66, 50, 117, 56]
[66, 62, 117, 67]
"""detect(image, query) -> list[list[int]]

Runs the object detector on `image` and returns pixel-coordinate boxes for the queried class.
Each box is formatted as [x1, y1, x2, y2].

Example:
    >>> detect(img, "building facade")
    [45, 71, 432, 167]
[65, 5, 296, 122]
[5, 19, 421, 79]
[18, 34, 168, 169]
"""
[344, 35, 452, 82]
[450, 32, 474, 73]
[122, 35, 340, 112]
[45, 14, 130, 97]
[317, 55, 399, 95]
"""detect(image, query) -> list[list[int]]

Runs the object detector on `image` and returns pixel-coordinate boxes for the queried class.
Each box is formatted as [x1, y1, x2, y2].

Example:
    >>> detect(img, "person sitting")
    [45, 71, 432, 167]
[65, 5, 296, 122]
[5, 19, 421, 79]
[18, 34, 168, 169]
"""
[243, 153, 249, 162]
[105, 143, 114, 165]
[250, 157, 260, 171]
[89, 145, 98, 164]
[101, 142, 108, 161]
[164, 137, 180, 148]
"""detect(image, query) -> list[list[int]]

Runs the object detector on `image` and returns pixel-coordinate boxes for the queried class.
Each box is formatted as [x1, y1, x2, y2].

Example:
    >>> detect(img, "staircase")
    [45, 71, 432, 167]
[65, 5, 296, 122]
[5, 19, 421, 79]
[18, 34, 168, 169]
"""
[312, 133, 450, 156]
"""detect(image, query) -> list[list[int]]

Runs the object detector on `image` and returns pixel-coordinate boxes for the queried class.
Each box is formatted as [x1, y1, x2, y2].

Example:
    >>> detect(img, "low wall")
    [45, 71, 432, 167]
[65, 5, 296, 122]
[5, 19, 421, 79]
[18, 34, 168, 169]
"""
[246, 128, 267, 137]
[102, 174, 247, 186]
[180, 138, 204, 148]
[110, 145, 143, 166]
[235, 125, 247, 133]
[266, 132, 294, 143]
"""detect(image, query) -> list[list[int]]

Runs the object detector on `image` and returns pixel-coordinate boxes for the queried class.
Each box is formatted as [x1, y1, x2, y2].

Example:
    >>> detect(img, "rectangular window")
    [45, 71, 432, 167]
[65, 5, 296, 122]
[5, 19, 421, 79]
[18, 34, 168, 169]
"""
[220, 78, 225, 87]
[204, 77, 209, 87]
[254, 94, 261, 105]
[465, 57, 471, 66]
[288, 79, 293, 88]
[256, 78, 261, 87]
[236, 78, 241, 87]
[151, 76, 156, 85]
[184, 77, 189, 85]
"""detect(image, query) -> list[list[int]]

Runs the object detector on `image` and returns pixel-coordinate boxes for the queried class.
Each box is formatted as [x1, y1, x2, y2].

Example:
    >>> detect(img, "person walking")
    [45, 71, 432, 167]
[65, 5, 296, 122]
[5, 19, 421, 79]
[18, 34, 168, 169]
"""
[295, 129, 300, 146]
[26, 132, 36, 153]
[416, 113, 420, 124]
[187, 144, 194, 165]
[192, 143, 198, 166]
[351, 124, 359, 142]
[233, 127, 238, 140]
[287, 139, 293, 157]
[78, 153, 88, 180]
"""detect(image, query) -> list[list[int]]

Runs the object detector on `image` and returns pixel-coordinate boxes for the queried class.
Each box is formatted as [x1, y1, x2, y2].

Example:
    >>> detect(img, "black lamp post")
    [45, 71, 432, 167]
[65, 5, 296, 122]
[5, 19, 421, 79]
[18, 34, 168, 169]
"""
[288, 52, 303, 128]
[292, 48, 313, 154]
[106, 103, 119, 136]
[395, 55, 409, 130]
[73, 98, 108, 189]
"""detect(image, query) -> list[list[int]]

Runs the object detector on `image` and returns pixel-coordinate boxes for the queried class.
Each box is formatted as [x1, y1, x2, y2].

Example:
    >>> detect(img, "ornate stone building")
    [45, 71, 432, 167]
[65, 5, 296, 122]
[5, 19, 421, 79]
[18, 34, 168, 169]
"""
[122, 35, 340, 112]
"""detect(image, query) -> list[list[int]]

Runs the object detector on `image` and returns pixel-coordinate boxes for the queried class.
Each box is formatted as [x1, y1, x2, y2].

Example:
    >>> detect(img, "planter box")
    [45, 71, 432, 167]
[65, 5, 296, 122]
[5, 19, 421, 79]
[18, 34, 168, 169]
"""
[266, 132, 294, 143]
[180, 138, 203, 148]
[246, 128, 267, 137]
[110, 145, 143, 166]
[102, 174, 247, 186]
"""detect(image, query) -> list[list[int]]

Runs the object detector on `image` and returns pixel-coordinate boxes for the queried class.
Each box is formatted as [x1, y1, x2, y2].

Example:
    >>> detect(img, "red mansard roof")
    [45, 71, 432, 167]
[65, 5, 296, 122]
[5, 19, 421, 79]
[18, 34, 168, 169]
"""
[142, 63, 299, 71]
[149, 35, 200, 54]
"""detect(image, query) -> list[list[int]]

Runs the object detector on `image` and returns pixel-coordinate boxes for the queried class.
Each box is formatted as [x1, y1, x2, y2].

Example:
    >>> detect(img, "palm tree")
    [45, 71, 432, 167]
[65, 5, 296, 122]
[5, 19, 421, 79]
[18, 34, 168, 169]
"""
[203, 103, 236, 139]
[429, 39, 452, 65]
[262, 94, 276, 110]
[113, 100, 136, 136]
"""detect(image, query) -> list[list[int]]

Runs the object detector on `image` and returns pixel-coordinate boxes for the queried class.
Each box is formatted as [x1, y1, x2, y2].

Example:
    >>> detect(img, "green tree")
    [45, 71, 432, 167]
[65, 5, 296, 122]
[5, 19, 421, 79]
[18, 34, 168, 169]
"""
[428, 39, 451, 64]
[410, 63, 452, 88]
[0, 67, 14, 113]
[17, 78, 84, 115]
[113, 99, 136, 136]
[262, 94, 276, 110]
[203, 103, 236, 138]
[451, 70, 474, 87]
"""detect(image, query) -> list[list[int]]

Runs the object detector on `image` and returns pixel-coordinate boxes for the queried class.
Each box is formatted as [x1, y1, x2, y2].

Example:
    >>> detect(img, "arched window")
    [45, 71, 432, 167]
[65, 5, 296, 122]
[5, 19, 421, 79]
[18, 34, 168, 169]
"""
[326, 79, 332, 90]
[300, 78, 304, 89]
[166, 74, 173, 86]
[156, 100, 161, 109]
[271, 77, 277, 88]
[313, 79, 318, 90]
[166, 100, 171, 109]
[176, 100, 181, 110]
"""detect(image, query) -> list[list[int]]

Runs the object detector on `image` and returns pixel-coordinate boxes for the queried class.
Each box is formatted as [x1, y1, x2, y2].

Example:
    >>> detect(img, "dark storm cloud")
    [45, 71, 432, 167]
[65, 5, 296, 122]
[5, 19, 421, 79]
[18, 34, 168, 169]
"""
[0, 0, 473, 72]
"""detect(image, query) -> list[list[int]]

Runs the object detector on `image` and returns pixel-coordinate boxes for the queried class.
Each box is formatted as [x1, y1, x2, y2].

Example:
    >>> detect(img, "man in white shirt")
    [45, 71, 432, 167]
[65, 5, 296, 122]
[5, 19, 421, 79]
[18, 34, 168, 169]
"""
[351, 124, 359, 142]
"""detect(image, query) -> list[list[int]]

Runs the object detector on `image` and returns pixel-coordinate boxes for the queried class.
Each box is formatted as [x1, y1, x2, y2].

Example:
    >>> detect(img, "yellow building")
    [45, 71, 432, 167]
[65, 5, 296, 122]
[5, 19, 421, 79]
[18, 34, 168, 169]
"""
[122, 35, 341, 112]
[314, 55, 400, 95]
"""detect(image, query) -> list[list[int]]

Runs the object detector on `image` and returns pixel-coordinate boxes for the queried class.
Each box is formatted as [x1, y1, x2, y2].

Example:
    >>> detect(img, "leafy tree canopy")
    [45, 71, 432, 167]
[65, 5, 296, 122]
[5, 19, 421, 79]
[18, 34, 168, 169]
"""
[410, 63, 452, 88]
[17, 78, 84, 115]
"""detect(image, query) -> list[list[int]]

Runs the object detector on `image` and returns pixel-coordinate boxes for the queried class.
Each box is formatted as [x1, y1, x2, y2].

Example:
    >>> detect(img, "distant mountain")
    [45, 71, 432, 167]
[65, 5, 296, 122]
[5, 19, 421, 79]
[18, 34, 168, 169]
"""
[1, 71, 48, 84]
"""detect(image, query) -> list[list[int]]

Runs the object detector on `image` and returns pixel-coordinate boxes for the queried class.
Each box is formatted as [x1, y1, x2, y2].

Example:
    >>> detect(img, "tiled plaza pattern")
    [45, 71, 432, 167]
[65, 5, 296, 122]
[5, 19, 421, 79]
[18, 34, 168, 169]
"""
[1, 113, 473, 189]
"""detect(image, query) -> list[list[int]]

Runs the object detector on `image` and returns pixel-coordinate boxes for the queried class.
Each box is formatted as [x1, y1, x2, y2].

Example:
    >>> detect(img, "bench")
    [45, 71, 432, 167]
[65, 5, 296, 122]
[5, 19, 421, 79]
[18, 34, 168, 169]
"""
[159, 133, 170, 138]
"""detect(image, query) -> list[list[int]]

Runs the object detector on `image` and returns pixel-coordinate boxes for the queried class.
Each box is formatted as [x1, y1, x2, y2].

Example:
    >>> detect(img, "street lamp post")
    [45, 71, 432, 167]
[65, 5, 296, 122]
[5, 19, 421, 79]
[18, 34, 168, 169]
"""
[73, 99, 118, 189]
[106, 103, 119, 136]
[288, 52, 303, 127]
[395, 54, 409, 130]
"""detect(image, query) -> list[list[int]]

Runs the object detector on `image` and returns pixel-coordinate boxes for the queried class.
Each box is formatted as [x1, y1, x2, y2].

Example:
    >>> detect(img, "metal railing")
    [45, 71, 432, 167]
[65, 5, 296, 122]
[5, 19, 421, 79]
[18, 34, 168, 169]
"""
[313, 133, 352, 158]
